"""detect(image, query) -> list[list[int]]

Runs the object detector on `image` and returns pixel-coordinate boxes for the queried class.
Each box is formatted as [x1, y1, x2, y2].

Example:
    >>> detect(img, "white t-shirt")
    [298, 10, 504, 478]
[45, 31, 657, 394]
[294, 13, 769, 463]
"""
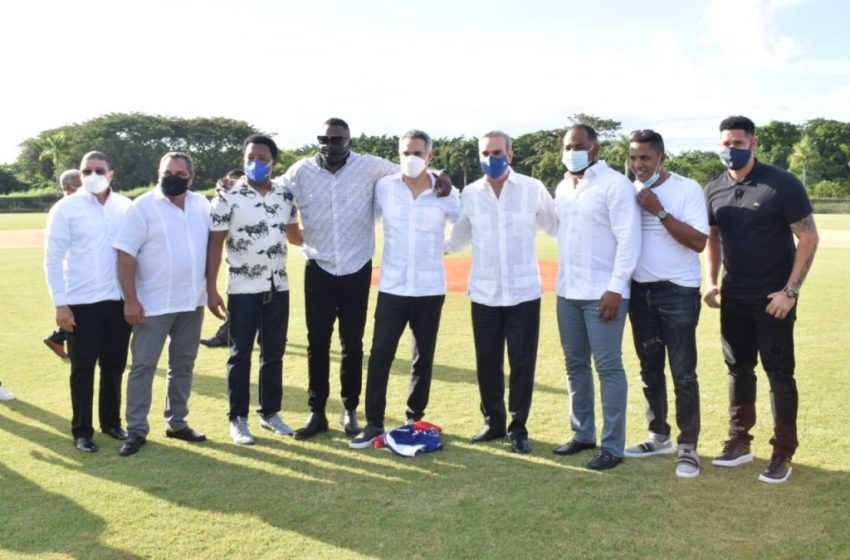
[113, 189, 210, 316]
[632, 173, 709, 288]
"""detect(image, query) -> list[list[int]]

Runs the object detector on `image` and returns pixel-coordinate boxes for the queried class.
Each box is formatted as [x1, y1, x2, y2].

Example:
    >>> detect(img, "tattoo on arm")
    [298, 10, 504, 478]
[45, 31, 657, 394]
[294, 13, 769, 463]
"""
[790, 214, 817, 234]
[789, 214, 819, 289]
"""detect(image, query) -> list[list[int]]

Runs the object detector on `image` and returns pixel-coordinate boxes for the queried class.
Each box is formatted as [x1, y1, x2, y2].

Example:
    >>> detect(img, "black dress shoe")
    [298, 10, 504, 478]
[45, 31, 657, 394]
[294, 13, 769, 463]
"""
[510, 433, 532, 454]
[553, 439, 597, 456]
[119, 436, 147, 457]
[293, 412, 329, 441]
[102, 426, 128, 441]
[586, 449, 623, 470]
[74, 437, 98, 453]
[470, 426, 507, 443]
[341, 410, 361, 438]
[199, 336, 227, 348]
[166, 427, 207, 442]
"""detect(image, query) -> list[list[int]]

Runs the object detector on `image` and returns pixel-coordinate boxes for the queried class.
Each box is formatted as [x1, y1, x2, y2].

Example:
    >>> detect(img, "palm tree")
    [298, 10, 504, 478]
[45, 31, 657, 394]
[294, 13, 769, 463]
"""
[36, 131, 72, 180]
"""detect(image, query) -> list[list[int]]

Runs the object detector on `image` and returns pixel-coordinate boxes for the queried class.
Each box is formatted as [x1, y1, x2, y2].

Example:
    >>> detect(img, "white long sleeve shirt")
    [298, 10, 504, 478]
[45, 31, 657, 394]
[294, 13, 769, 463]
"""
[281, 152, 398, 276]
[44, 188, 132, 307]
[112, 189, 210, 317]
[374, 173, 460, 297]
[445, 168, 558, 307]
[555, 160, 641, 300]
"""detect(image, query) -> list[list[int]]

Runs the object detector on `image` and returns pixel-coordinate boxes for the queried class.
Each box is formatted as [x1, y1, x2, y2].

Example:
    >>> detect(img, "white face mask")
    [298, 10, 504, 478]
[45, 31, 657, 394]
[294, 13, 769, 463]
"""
[400, 155, 427, 179]
[562, 150, 590, 173]
[83, 173, 109, 194]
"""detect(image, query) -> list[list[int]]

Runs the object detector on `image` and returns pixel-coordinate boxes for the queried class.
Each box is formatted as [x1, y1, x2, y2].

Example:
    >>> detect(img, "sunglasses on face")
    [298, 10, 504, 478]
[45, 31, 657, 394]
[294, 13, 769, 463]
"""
[317, 135, 348, 146]
[81, 168, 107, 176]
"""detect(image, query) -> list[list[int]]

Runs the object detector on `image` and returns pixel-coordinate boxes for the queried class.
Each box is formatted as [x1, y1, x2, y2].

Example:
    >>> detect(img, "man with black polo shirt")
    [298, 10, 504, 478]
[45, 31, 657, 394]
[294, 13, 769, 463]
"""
[704, 115, 819, 484]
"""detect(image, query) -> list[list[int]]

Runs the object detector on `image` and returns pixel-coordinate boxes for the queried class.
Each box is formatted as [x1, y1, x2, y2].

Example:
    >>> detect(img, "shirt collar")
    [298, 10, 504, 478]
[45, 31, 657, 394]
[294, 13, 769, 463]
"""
[310, 150, 361, 171]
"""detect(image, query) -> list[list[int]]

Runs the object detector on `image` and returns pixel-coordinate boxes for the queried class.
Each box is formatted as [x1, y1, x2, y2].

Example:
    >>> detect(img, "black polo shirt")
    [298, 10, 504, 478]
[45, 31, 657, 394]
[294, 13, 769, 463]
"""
[705, 160, 812, 298]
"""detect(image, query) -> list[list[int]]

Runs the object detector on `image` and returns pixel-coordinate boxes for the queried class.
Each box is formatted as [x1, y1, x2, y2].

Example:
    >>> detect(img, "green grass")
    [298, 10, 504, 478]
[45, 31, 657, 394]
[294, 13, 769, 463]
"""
[0, 213, 48, 230]
[1, 217, 848, 559]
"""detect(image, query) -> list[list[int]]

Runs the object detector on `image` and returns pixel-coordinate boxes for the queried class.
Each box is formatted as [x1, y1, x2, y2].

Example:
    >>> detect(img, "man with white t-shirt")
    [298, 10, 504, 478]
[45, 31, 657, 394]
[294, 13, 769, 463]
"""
[623, 129, 708, 478]
[113, 152, 211, 456]
[349, 129, 459, 449]
[445, 130, 558, 455]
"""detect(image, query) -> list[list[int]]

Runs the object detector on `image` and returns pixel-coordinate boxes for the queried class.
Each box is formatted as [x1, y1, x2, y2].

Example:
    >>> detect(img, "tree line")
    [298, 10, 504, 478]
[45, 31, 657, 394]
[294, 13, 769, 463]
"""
[3, 112, 850, 198]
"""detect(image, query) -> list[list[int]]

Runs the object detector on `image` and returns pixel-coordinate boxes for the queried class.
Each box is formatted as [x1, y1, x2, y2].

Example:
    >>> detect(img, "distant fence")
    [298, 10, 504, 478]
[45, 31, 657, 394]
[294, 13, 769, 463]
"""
[811, 199, 850, 214]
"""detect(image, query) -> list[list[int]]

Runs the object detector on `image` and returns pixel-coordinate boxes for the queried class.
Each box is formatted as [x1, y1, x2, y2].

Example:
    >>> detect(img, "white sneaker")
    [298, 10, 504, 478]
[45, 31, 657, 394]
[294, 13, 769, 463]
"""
[229, 417, 255, 445]
[624, 433, 675, 457]
[676, 447, 701, 478]
[259, 413, 293, 436]
[0, 385, 15, 401]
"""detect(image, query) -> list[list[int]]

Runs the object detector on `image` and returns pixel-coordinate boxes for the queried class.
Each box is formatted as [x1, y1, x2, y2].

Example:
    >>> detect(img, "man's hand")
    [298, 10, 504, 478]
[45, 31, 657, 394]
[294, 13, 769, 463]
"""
[636, 188, 663, 214]
[208, 289, 227, 320]
[703, 286, 721, 308]
[433, 170, 452, 197]
[766, 290, 796, 320]
[56, 305, 75, 332]
[124, 300, 145, 326]
[598, 291, 622, 321]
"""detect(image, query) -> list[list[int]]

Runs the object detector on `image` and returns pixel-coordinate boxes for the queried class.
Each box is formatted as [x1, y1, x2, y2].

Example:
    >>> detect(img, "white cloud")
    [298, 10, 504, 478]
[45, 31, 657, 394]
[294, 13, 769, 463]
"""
[701, 0, 806, 65]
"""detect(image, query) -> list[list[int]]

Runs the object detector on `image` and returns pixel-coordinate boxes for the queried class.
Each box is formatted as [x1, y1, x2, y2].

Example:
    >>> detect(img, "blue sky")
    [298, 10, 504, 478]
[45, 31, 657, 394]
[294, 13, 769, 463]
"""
[2, 0, 849, 165]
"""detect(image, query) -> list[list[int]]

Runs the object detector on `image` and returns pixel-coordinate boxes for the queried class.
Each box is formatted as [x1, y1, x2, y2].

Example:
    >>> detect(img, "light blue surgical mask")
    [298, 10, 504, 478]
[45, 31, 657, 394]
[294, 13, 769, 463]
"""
[245, 160, 272, 183]
[562, 150, 590, 173]
[480, 155, 509, 178]
[638, 161, 662, 188]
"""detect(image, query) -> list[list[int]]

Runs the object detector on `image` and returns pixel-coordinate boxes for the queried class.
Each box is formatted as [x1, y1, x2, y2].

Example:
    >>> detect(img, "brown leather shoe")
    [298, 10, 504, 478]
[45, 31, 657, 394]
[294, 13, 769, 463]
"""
[43, 337, 67, 359]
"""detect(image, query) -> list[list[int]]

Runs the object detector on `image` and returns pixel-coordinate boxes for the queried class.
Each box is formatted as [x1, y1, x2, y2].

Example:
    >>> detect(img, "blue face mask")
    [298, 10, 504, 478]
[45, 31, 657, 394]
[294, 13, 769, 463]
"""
[245, 160, 272, 183]
[562, 150, 591, 174]
[480, 155, 509, 178]
[719, 147, 751, 171]
[638, 161, 662, 188]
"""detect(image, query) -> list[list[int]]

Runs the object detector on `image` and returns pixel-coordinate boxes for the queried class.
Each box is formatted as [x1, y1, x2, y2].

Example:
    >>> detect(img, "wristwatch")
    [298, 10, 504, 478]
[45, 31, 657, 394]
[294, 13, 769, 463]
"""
[784, 286, 799, 299]
[655, 209, 669, 220]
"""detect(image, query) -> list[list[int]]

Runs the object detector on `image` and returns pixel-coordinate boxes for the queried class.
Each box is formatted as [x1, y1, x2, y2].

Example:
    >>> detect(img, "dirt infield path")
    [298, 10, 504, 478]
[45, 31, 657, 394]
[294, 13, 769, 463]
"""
[371, 259, 559, 293]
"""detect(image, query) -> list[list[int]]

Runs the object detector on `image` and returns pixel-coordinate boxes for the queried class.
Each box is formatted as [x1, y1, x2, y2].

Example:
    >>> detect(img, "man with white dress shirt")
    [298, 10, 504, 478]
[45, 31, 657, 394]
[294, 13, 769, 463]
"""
[349, 130, 460, 449]
[551, 124, 641, 470]
[44, 151, 133, 452]
[113, 152, 210, 456]
[623, 129, 708, 478]
[445, 130, 558, 454]
[207, 135, 301, 445]
[280, 118, 451, 440]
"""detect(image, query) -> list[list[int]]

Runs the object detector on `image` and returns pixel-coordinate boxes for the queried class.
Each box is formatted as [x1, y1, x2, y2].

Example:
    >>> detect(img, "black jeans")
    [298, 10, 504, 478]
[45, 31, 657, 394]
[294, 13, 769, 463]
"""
[227, 290, 289, 419]
[629, 281, 701, 446]
[471, 298, 540, 437]
[721, 295, 798, 457]
[304, 260, 372, 413]
[66, 300, 132, 438]
[364, 292, 445, 429]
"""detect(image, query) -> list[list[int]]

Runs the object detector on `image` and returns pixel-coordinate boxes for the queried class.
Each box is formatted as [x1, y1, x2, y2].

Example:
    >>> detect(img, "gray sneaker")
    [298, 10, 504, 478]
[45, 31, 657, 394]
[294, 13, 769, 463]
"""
[676, 447, 701, 478]
[259, 413, 294, 436]
[229, 417, 255, 445]
[624, 433, 675, 457]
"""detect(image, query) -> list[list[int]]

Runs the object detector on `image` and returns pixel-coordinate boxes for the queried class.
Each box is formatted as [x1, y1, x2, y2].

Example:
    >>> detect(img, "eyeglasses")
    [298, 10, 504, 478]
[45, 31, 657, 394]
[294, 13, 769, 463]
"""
[317, 135, 348, 146]
[81, 168, 107, 176]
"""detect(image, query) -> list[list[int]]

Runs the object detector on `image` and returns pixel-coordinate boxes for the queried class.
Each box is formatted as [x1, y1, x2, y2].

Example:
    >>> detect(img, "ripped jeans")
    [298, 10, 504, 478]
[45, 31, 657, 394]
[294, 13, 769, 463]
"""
[629, 281, 701, 446]
[720, 295, 798, 457]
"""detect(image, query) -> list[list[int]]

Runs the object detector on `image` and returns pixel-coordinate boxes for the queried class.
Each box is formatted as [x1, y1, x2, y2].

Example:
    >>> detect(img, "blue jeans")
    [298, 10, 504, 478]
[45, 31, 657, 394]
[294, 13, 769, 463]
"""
[557, 297, 628, 457]
[227, 290, 289, 420]
[628, 281, 701, 446]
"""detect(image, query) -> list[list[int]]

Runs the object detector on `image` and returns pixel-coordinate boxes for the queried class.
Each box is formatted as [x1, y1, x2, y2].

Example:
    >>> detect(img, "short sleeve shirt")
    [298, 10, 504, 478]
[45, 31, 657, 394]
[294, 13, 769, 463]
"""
[705, 160, 812, 297]
[210, 180, 298, 294]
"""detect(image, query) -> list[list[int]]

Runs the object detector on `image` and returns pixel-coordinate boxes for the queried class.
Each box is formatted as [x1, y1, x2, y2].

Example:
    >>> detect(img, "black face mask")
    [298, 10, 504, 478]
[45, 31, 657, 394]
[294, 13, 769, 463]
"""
[161, 175, 189, 197]
[319, 144, 350, 167]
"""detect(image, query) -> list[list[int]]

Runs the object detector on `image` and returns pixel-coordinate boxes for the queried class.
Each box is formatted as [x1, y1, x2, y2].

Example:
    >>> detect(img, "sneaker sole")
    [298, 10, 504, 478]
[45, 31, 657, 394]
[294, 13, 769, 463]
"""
[711, 453, 754, 467]
[676, 467, 701, 478]
[758, 466, 792, 484]
[348, 436, 380, 450]
[259, 423, 293, 436]
[624, 447, 676, 458]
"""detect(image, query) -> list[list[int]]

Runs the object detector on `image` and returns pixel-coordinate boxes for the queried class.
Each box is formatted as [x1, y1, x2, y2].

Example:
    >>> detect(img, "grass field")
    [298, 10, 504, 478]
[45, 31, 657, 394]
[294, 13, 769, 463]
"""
[0, 214, 848, 559]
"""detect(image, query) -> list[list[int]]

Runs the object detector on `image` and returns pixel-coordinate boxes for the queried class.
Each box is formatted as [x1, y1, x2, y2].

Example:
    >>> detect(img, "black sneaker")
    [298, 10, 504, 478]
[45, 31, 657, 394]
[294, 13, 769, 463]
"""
[348, 425, 384, 449]
[711, 439, 754, 467]
[758, 453, 792, 484]
[586, 449, 623, 470]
